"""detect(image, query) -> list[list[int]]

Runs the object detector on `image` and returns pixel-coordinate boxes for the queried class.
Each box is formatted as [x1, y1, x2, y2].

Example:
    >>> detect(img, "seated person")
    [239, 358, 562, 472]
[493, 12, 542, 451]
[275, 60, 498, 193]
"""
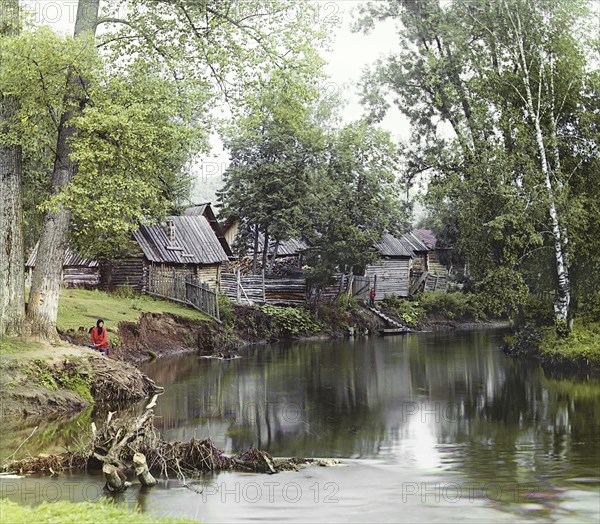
[91, 318, 109, 357]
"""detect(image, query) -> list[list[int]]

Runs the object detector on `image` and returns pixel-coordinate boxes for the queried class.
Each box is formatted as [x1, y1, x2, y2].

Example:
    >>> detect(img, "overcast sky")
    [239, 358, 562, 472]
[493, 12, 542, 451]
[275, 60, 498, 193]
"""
[21, 0, 409, 204]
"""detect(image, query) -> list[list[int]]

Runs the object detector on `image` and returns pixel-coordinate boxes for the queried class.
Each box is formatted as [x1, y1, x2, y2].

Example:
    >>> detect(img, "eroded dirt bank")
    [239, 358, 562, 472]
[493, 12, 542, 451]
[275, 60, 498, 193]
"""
[0, 345, 160, 419]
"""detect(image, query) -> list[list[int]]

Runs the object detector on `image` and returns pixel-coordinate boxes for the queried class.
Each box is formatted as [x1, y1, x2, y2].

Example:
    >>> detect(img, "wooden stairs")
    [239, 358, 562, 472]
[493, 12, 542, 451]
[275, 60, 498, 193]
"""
[367, 306, 412, 335]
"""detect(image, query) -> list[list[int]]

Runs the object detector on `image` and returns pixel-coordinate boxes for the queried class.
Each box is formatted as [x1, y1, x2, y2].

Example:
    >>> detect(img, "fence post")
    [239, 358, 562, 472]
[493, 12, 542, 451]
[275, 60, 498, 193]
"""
[236, 267, 241, 303]
[261, 269, 266, 302]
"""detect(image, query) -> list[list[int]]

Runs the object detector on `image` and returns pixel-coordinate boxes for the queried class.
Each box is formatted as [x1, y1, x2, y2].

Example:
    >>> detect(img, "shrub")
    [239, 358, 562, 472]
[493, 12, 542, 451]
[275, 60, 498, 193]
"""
[417, 291, 487, 321]
[260, 305, 322, 338]
[381, 295, 425, 328]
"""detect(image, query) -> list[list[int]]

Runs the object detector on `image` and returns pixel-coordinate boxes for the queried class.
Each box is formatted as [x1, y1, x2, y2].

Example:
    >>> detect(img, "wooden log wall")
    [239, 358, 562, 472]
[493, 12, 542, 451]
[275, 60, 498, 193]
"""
[221, 271, 307, 306]
[365, 258, 410, 299]
[62, 267, 100, 287]
[427, 251, 448, 275]
[110, 256, 145, 290]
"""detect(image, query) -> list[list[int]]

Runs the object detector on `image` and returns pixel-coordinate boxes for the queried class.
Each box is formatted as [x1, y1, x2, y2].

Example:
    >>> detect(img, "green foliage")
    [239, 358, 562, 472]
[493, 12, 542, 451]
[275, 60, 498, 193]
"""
[218, 294, 236, 328]
[381, 295, 425, 328]
[355, 0, 598, 324]
[539, 320, 600, 366]
[27, 359, 93, 402]
[306, 121, 407, 285]
[418, 291, 487, 322]
[259, 305, 321, 338]
[0, 498, 196, 524]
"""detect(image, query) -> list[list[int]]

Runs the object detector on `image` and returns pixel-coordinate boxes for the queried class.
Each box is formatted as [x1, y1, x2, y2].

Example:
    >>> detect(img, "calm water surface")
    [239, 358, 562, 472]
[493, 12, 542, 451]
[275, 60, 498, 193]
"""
[2, 329, 599, 522]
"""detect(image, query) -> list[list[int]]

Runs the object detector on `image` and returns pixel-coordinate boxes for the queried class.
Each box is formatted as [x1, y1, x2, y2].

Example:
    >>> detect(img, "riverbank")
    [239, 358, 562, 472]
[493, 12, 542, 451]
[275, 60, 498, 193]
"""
[503, 320, 600, 372]
[0, 337, 159, 418]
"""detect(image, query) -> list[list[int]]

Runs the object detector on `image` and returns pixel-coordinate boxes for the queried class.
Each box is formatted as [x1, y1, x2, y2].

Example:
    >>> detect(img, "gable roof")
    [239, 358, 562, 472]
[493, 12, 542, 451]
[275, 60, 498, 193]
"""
[133, 215, 229, 265]
[400, 231, 429, 253]
[184, 203, 233, 258]
[413, 229, 438, 250]
[375, 233, 414, 258]
[26, 243, 98, 268]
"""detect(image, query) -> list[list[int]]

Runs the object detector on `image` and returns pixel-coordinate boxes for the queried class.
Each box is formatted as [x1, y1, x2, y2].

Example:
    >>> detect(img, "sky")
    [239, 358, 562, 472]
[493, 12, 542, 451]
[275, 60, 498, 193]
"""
[21, 0, 410, 205]
[191, 1, 411, 204]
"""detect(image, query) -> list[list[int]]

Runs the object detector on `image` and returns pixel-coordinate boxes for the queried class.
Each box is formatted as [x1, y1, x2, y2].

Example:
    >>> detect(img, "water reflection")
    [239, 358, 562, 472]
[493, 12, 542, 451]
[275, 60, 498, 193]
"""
[140, 330, 600, 490]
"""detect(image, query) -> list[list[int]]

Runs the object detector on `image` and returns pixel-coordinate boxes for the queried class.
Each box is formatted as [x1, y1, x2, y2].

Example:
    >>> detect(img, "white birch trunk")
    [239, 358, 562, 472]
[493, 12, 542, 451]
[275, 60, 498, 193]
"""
[513, 11, 570, 323]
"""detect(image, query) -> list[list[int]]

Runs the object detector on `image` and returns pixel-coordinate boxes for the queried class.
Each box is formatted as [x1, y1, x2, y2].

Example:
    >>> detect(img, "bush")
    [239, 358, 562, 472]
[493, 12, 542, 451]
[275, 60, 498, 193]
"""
[381, 295, 425, 328]
[417, 291, 487, 321]
[218, 294, 236, 327]
[523, 295, 555, 326]
[260, 305, 322, 338]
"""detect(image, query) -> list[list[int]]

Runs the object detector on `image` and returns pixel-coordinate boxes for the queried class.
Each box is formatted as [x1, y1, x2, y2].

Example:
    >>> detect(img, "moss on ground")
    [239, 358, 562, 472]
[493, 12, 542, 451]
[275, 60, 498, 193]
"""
[539, 320, 600, 367]
[0, 499, 195, 524]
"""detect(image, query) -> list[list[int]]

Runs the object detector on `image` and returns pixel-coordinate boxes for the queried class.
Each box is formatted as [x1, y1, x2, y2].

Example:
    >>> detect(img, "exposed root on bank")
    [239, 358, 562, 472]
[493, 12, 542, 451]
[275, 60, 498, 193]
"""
[2, 395, 323, 479]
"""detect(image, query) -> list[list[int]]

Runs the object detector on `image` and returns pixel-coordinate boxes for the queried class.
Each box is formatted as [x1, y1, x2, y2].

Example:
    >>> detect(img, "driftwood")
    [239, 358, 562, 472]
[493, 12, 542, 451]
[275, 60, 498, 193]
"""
[133, 452, 157, 487]
[103, 463, 131, 493]
[3, 393, 318, 479]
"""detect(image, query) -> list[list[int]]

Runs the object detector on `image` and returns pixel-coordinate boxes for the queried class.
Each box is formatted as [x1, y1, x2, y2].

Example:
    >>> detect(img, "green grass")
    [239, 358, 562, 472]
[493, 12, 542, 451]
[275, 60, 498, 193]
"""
[57, 288, 211, 336]
[0, 499, 196, 524]
[539, 320, 600, 366]
[0, 338, 46, 357]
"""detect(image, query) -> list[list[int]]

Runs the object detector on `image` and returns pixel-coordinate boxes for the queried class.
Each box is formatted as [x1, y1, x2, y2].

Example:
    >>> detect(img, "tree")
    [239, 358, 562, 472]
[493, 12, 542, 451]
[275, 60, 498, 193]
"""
[356, 0, 597, 327]
[305, 120, 406, 286]
[218, 70, 325, 273]
[0, 0, 24, 336]
[26, 0, 101, 339]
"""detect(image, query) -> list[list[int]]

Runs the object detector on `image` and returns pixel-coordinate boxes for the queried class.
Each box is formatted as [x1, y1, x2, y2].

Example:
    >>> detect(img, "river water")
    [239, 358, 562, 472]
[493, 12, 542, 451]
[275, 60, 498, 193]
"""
[1, 329, 599, 522]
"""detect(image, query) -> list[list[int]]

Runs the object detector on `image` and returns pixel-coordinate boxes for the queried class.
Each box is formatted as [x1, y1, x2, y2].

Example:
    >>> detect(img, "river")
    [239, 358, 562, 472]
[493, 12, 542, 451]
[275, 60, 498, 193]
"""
[1, 329, 599, 522]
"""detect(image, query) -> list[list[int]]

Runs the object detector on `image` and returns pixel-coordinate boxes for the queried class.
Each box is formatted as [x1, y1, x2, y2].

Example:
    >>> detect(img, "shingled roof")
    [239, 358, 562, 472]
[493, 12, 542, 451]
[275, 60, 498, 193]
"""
[133, 216, 229, 265]
[184, 203, 233, 258]
[257, 233, 309, 257]
[413, 229, 438, 250]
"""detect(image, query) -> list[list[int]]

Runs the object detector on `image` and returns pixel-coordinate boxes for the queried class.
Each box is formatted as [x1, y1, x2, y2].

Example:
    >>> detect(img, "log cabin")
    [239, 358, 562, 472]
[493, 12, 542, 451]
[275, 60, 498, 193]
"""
[365, 233, 414, 299]
[26, 244, 100, 288]
[129, 215, 230, 290]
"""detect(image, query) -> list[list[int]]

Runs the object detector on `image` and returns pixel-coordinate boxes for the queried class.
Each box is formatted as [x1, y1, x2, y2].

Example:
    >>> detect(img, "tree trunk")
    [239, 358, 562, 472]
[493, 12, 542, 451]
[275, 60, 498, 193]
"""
[133, 452, 157, 487]
[252, 224, 259, 274]
[267, 239, 280, 275]
[0, 0, 25, 336]
[26, 0, 100, 339]
[261, 230, 270, 272]
[512, 9, 570, 323]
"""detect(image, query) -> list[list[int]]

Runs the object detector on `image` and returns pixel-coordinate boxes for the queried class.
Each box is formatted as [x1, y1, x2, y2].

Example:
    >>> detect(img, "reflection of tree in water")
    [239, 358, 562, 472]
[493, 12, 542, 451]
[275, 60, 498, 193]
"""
[141, 331, 599, 481]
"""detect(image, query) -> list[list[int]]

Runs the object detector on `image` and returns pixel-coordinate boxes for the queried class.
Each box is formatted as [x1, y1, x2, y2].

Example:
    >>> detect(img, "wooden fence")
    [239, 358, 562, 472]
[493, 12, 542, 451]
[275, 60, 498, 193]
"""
[145, 268, 220, 322]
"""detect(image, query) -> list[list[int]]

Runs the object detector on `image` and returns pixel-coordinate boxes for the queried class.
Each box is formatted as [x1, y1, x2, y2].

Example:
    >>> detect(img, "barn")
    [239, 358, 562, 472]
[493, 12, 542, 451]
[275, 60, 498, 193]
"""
[365, 233, 414, 299]
[412, 229, 450, 275]
[26, 244, 99, 288]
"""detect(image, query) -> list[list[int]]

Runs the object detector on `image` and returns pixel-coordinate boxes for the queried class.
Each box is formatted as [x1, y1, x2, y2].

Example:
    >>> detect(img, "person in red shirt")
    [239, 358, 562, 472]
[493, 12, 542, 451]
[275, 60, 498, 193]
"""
[369, 288, 376, 307]
[91, 318, 109, 356]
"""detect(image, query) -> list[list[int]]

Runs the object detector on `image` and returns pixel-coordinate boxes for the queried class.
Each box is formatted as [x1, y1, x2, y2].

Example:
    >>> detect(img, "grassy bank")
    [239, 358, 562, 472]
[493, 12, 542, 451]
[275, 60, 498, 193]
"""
[0, 499, 195, 524]
[57, 288, 210, 341]
[539, 320, 600, 368]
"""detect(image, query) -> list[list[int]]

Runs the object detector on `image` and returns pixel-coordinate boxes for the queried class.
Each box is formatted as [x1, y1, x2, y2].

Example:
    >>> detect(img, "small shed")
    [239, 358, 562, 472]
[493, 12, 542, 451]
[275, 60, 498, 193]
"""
[133, 215, 230, 290]
[26, 243, 99, 287]
[365, 233, 413, 299]
[412, 229, 449, 275]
